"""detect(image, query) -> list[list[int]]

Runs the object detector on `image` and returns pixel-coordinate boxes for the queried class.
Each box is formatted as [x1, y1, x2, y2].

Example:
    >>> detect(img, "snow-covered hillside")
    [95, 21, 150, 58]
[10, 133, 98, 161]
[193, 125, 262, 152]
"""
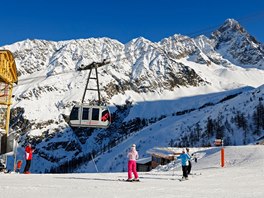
[77, 84, 264, 173]
[0, 18, 264, 173]
[1, 145, 264, 198]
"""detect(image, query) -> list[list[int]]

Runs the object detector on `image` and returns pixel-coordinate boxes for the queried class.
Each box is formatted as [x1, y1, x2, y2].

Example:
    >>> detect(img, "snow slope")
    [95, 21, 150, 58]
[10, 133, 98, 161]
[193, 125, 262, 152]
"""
[76, 84, 264, 173]
[0, 145, 263, 198]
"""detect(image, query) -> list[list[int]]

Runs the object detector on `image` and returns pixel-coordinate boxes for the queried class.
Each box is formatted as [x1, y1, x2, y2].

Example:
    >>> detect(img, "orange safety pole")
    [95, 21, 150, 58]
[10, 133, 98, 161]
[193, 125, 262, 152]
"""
[221, 148, 225, 167]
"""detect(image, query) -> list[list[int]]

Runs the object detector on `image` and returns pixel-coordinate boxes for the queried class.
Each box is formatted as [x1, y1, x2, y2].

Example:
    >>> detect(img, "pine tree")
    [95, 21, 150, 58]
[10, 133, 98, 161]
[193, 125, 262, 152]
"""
[215, 116, 225, 139]
[234, 111, 248, 131]
[253, 101, 264, 131]
[206, 117, 214, 139]
[194, 122, 202, 139]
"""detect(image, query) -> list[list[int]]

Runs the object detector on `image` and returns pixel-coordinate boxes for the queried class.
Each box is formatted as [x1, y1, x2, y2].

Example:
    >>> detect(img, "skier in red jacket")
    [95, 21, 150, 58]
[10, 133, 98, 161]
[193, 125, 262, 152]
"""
[23, 144, 34, 174]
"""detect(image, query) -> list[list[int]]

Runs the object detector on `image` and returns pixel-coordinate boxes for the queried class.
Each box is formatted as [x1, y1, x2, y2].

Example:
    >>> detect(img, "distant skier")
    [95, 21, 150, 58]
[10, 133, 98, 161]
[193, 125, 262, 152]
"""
[186, 148, 192, 175]
[127, 144, 139, 182]
[177, 149, 191, 180]
[23, 144, 34, 174]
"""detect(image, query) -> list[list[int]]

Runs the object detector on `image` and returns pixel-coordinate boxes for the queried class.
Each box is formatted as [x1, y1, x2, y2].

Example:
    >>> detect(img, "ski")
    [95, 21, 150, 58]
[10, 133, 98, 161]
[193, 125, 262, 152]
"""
[178, 178, 189, 182]
[118, 179, 140, 182]
[189, 172, 202, 176]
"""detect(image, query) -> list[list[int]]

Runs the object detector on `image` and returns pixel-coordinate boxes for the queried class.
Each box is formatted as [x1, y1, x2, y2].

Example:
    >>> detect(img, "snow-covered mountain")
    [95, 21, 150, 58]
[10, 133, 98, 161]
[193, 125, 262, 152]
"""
[211, 19, 264, 68]
[1, 18, 264, 173]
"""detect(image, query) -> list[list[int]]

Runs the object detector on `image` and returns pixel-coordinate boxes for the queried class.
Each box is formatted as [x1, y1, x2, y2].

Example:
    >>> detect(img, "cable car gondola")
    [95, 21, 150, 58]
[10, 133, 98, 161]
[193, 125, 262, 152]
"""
[69, 60, 111, 128]
[69, 104, 111, 128]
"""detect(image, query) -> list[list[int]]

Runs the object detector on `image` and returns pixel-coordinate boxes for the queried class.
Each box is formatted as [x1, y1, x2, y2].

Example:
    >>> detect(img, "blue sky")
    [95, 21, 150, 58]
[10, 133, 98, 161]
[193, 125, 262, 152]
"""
[1, 0, 264, 46]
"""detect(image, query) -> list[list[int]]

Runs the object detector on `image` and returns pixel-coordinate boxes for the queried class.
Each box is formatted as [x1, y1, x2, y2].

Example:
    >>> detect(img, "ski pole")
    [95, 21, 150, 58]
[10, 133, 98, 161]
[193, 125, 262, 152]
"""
[91, 153, 99, 173]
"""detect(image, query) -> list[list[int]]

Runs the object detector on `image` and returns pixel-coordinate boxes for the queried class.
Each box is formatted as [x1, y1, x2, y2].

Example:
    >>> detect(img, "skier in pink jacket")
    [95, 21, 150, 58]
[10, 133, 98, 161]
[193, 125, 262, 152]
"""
[127, 144, 139, 181]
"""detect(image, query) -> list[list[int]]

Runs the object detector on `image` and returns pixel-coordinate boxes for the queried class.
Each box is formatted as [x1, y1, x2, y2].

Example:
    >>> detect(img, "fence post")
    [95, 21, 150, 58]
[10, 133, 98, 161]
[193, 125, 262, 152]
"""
[214, 138, 225, 167]
[220, 139, 224, 167]
[221, 147, 225, 167]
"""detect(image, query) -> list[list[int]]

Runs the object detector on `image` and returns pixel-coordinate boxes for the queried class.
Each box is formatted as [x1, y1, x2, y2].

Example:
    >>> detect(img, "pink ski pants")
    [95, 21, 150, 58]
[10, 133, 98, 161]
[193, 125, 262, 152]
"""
[128, 160, 138, 179]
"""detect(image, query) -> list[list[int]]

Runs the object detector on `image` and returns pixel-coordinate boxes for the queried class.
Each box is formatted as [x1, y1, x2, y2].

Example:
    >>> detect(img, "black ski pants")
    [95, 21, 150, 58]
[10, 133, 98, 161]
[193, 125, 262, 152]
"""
[23, 160, 31, 173]
[187, 160, 192, 174]
[182, 165, 188, 178]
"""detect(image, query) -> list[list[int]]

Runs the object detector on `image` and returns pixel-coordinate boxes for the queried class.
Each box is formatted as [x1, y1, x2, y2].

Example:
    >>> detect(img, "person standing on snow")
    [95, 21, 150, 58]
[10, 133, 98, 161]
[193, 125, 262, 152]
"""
[177, 149, 191, 180]
[23, 144, 34, 174]
[127, 144, 139, 181]
[186, 148, 192, 175]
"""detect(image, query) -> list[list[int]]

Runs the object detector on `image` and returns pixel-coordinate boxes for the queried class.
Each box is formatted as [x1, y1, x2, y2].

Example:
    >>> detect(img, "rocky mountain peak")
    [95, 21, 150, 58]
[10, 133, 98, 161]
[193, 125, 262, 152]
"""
[211, 18, 247, 43]
[220, 19, 245, 34]
[211, 18, 264, 68]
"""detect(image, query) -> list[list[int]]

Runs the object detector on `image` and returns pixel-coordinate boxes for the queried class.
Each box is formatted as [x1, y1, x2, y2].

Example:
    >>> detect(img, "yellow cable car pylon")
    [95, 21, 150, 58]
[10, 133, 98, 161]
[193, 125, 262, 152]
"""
[0, 50, 18, 137]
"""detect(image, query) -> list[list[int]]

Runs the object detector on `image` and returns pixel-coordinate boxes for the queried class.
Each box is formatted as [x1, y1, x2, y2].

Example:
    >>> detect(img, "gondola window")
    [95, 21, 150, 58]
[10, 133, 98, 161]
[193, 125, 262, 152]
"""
[92, 108, 100, 120]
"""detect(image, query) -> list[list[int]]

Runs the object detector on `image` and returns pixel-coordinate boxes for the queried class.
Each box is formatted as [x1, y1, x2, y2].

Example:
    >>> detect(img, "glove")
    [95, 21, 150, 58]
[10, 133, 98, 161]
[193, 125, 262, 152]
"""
[26, 153, 29, 160]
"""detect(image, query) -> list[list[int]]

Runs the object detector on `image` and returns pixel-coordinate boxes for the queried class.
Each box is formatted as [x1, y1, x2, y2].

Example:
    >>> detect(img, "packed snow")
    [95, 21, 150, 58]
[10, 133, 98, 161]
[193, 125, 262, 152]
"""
[1, 145, 263, 198]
